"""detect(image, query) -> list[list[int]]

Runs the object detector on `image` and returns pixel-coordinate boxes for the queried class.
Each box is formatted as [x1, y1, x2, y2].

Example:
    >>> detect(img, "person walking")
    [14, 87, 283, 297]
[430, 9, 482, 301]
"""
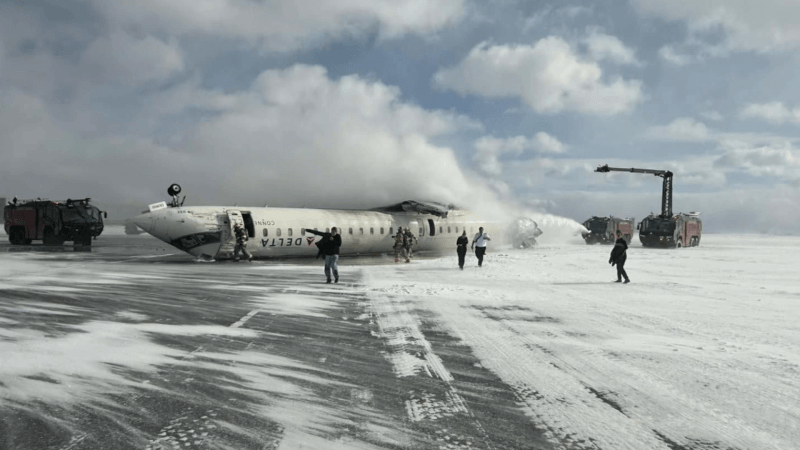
[233, 223, 253, 262]
[404, 227, 417, 259]
[456, 230, 468, 270]
[609, 231, 630, 283]
[306, 227, 342, 283]
[393, 227, 409, 263]
[471, 226, 490, 267]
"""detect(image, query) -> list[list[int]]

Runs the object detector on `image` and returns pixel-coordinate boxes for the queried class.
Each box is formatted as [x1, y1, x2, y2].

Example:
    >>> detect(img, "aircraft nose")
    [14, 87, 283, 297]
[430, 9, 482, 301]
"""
[132, 213, 154, 234]
[132, 211, 172, 243]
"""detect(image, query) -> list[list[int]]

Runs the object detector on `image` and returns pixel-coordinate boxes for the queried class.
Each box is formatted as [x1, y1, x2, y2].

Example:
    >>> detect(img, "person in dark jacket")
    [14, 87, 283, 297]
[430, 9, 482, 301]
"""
[306, 227, 342, 283]
[456, 230, 468, 270]
[233, 224, 253, 262]
[609, 231, 630, 283]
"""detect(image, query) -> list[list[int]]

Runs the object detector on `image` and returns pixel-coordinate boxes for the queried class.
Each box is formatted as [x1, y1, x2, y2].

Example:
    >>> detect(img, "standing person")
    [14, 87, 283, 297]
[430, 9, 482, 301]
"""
[393, 227, 409, 263]
[404, 227, 417, 259]
[609, 231, 630, 283]
[306, 227, 342, 283]
[471, 227, 491, 267]
[233, 223, 253, 262]
[456, 230, 468, 270]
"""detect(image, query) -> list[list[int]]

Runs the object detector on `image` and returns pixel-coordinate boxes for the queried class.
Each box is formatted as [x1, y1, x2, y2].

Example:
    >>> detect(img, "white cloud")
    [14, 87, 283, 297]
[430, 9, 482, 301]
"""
[81, 32, 185, 85]
[0, 65, 497, 215]
[700, 110, 724, 122]
[473, 133, 567, 176]
[740, 102, 800, 125]
[90, 0, 468, 52]
[433, 38, 643, 115]
[634, 0, 800, 58]
[647, 117, 711, 142]
[714, 141, 800, 177]
[583, 29, 642, 66]
[658, 45, 694, 66]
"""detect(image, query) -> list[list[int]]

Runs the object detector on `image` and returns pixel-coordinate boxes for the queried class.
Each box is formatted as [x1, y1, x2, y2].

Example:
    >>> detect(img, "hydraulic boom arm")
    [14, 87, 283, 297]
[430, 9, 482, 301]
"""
[595, 164, 673, 218]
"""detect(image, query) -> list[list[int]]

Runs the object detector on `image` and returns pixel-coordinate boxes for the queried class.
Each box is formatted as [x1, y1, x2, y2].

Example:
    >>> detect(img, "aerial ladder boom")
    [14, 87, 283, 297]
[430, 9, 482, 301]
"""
[595, 164, 673, 218]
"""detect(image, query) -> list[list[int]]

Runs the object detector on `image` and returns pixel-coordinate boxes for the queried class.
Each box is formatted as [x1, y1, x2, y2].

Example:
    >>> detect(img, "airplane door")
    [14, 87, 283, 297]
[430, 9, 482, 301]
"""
[219, 211, 244, 255]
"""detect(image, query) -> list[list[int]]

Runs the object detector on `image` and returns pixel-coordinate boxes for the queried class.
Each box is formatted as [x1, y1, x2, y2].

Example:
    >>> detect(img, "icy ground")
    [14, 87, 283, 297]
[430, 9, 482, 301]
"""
[0, 233, 798, 449]
[363, 234, 800, 450]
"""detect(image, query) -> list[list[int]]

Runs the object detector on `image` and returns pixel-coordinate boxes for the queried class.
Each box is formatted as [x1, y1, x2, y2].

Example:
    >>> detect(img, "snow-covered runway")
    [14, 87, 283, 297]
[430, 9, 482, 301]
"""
[0, 233, 797, 449]
[365, 234, 800, 450]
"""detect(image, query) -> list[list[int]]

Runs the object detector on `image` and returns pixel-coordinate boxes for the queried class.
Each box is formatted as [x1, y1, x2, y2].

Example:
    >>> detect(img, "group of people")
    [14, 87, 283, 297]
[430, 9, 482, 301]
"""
[235, 223, 629, 284]
[393, 227, 417, 263]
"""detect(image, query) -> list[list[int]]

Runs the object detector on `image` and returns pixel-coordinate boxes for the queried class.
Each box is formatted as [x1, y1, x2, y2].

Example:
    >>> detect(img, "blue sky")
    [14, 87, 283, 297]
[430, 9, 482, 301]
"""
[1, 0, 799, 233]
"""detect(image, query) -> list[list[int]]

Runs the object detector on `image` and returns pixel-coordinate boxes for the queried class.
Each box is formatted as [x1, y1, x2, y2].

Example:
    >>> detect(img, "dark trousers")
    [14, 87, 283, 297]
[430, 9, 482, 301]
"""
[457, 248, 466, 268]
[475, 246, 486, 266]
[616, 260, 629, 281]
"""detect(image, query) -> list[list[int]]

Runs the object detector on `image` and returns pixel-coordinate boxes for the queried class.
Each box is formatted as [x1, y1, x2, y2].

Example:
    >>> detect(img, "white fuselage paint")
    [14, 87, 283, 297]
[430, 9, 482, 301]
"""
[133, 206, 506, 260]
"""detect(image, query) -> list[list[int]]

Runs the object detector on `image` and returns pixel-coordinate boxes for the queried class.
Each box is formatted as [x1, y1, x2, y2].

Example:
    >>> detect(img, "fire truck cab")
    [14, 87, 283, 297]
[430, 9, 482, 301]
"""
[582, 216, 635, 244]
[638, 212, 702, 248]
[4, 198, 106, 246]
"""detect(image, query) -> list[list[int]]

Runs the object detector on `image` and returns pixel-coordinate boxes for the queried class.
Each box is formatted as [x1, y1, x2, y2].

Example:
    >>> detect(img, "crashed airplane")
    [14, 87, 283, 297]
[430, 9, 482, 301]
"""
[133, 184, 542, 260]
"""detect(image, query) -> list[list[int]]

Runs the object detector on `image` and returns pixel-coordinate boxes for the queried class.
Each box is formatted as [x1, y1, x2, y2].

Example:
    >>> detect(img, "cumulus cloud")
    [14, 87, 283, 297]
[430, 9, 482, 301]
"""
[432, 38, 644, 115]
[646, 117, 711, 142]
[714, 142, 800, 177]
[89, 0, 469, 52]
[0, 65, 493, 217]
[81, 32, 185, 85]
[634, 0, 800, 59]
[658, 45, 694, 66]
[473, 133, 567, 176]
[583, 29, 642, 66]
[740, 102, 800, 125]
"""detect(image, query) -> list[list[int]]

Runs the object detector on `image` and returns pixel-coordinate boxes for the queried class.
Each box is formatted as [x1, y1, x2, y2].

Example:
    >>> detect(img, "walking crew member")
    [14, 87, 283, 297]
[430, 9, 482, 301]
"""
[471, 227, 490, 267]
[456, 230, 468, 270]
[393, 227, 409, 263]
[233, 223, 253, 262]
[404, 227, 417, 259]
[609, 231, 630, 283]
[306, 227, 342, 283]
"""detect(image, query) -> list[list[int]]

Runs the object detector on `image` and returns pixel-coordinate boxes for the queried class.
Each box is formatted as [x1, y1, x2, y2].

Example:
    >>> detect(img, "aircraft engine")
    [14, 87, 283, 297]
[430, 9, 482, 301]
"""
[509, 217, 543, 249]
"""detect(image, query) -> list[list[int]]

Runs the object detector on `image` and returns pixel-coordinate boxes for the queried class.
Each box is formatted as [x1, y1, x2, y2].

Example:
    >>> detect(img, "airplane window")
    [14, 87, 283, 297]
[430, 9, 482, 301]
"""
[389, 227, 393, 235]
[276, 228, 281, 237]
[349, 228, 353, 235]
[359, 228, 364, 235]
[448, 226, 451, 233]
[455, 226, 459, 233]
[288, 228, 293, 237]
[263, 228, 268, 237]
[380, 227, 384, 234]
[439, 226, 443, 234]
[300, 228, 305, 235]
[370, 227, 374, 235]
[419, 227, 423, 236]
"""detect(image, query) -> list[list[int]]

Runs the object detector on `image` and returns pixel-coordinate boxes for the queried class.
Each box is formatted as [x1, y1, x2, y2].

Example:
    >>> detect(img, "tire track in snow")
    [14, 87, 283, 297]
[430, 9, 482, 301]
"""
[366, 277, 494, 449]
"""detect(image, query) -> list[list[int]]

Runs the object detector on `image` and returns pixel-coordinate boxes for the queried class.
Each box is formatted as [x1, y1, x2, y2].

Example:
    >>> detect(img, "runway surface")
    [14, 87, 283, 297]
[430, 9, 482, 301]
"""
[2, 231, 799, 450]
[0, 233, 547, 450]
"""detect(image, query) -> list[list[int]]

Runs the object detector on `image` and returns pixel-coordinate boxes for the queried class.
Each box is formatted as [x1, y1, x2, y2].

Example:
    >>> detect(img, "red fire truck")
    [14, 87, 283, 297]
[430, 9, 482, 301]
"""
[4, 198, 106, 246]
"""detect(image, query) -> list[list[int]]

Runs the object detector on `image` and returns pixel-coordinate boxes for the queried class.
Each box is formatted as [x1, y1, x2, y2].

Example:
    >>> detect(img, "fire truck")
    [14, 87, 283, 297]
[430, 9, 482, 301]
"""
[595, 165, 702, 248]
[581, 216, 635, 245]
[4, 198, 106, 246]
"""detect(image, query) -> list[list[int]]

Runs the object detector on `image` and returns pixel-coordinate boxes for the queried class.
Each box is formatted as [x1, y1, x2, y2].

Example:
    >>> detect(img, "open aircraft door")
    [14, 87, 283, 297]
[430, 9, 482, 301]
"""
[217, 210, 245, 257]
